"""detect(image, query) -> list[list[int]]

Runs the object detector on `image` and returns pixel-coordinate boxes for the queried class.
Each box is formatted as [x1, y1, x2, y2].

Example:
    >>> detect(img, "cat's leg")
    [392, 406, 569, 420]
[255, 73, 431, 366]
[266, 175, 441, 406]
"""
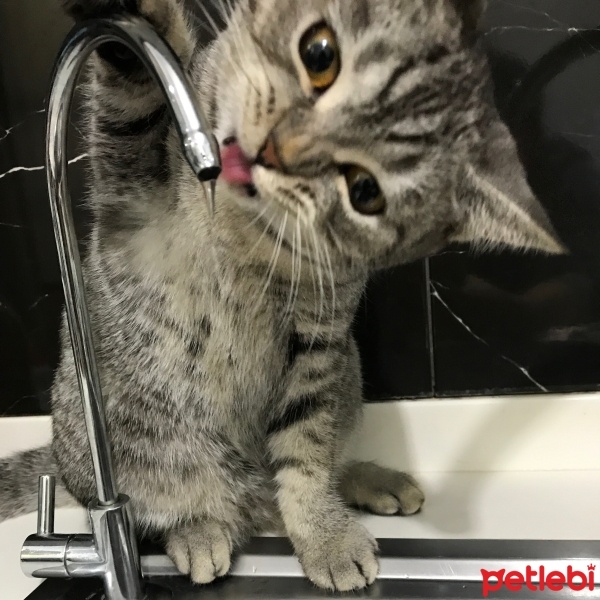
[138, 467, 259, 585]
[165, 519, 233, 585]
[335, 341, 425, 517]
[160, 474, 275, 584]
[269, 410, 378, 591]
[267, 328, 379, 593]
[339, 462, 425, 516]
[60, 0, 196, 207]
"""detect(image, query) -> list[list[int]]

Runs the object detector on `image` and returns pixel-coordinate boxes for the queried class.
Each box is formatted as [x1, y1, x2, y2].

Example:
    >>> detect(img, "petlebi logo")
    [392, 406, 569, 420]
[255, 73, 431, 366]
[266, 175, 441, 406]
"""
[481, 563, 596, 597]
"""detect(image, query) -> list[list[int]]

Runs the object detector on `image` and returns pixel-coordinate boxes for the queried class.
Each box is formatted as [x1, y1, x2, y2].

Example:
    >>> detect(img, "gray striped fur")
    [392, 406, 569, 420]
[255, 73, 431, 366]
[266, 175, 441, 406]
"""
[0, 0, 562, 592]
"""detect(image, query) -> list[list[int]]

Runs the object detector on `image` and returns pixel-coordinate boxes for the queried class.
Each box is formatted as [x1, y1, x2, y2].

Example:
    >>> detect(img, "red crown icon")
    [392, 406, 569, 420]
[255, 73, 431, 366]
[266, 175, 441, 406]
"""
[588, 564, 596, 571]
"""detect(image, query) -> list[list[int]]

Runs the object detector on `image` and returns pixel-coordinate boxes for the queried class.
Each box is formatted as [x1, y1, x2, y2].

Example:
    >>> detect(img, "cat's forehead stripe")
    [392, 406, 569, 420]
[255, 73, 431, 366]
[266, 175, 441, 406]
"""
[353, 40, 396, 71]
[347, 0, 371, 33]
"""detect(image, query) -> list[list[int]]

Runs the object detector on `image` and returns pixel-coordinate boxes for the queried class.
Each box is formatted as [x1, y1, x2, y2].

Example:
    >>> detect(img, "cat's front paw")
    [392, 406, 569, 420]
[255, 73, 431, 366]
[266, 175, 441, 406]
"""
[61, 0, 191, 71]
[341, 462, 425, 516]
[298, 520, 379, 592]
[166, 520, 233, 585]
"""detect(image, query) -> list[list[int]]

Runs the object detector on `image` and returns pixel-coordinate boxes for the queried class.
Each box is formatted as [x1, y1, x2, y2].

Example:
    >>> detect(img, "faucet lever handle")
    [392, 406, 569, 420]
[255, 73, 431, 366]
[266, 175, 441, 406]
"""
[37, 475, 56, 536]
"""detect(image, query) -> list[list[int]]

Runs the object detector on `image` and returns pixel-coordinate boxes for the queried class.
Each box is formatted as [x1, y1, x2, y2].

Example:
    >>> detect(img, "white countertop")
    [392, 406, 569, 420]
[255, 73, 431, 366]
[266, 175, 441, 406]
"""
[2, 394, 599, 599]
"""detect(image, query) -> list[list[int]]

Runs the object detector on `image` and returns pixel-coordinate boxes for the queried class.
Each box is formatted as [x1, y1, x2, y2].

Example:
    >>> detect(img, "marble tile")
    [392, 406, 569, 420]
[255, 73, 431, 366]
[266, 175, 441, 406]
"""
[0, 2, 222, 416]
[0, 5, 79, 416]
[1, 1, 600, 414]
[354, 262, 432, 400]
[430, 0, 600, 396]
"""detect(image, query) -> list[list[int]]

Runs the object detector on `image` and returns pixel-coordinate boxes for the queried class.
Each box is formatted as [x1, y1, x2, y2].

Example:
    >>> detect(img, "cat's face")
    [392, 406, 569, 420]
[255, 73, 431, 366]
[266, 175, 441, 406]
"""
[211, 0, 563, 273]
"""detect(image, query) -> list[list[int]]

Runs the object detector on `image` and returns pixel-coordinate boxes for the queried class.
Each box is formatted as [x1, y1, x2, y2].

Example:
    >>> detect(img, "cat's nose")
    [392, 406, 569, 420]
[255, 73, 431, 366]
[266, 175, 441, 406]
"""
[257, 135, 283, 171]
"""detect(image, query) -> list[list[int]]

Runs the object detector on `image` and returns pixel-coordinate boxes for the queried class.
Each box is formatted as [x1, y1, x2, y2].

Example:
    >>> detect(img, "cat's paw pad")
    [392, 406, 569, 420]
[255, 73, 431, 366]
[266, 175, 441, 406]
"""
[166, 521, 232, 585]
[299, 521, 379, 592]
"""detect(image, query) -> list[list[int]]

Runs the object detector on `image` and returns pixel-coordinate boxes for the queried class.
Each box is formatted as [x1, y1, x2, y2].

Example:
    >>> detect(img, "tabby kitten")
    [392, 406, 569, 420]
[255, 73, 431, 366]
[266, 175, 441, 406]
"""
[0, 0, 562, 591]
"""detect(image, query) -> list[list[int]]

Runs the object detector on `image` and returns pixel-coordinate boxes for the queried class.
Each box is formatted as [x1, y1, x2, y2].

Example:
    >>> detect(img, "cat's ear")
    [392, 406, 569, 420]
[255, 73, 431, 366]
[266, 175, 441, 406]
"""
[449, 119, 566, 254]
[451, 0, 486, 30]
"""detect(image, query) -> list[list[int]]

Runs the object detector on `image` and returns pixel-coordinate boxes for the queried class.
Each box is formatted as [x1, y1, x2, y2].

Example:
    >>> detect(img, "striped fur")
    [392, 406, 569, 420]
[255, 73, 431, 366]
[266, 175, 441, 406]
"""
[0, 0, 562, 592]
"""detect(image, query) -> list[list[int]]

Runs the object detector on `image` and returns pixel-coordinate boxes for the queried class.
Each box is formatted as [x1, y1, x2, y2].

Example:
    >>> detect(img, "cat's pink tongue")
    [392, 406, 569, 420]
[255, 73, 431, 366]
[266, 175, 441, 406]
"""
[220, 142, 254, 186]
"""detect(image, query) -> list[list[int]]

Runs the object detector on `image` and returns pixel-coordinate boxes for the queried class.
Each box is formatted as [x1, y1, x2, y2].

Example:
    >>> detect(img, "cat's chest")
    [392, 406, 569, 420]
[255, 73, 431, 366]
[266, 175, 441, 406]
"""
[209, 297, 289, 380]
[152, 266, 348, 408]
[164, 281, 288, 398]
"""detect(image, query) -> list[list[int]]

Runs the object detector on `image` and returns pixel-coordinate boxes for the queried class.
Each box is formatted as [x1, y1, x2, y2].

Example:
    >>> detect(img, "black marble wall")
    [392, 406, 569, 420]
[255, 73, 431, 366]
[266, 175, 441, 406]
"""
[1, 1, 599, 416]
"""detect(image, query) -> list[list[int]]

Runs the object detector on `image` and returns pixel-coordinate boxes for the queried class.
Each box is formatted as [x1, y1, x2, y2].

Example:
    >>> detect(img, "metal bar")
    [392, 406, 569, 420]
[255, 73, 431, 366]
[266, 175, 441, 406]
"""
[45, 16, 221, 506]
[46, 27, 119, 502]
[140, 553, 599, 582]
[36, 475, 56, 537]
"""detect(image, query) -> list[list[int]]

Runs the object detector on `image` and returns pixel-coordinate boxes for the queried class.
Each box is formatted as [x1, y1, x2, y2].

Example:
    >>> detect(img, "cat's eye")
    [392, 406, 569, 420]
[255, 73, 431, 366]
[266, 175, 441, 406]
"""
[299, 23, 340, 91]
[344, 166, 386, 216]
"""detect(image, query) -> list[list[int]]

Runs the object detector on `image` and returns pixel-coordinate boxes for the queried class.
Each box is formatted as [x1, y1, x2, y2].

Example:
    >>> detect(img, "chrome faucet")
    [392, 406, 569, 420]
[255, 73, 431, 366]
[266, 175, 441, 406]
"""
[20, 15, 221, 600]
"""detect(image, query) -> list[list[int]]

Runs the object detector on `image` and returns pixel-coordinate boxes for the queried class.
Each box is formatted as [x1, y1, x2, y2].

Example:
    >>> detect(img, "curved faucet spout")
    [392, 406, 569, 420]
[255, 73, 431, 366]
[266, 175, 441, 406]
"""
[28, 16, 222, 600]
[47, 15, 220, 507]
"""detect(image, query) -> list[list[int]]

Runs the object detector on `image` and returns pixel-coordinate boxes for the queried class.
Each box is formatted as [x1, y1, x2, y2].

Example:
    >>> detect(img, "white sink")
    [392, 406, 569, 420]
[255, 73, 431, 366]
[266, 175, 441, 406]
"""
[2, 395, 600, 599]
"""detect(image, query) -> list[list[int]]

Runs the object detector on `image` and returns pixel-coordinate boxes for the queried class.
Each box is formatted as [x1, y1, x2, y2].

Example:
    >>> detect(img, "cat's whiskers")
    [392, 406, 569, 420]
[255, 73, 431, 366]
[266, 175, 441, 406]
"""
[245, 209, 277, 262]
[258, 211, 288, 308]
[293, 217, 304, 314]
[243, 201, 271, 231]
[192, 1, 221, 38]
[281, 213, 303, 327]
[225, 8, 268, 100]
[280, 215, 297, 327]
[304, 223, 320, 329]
[213, 0, 245, 60]
[194, 1, 260, 99]
[189, 14, 218, 39]
[325, 223, 345, 257]
[197, 0, 279, 165]
[307, 226, 326, 349]
[219, 0, 278, 108]
[194, 3, 237, 76]
[284, 216, 298, 322]
[321, 242, 337, 346]
[241, 17, 276, 96]
[212, 0, 233, 22]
